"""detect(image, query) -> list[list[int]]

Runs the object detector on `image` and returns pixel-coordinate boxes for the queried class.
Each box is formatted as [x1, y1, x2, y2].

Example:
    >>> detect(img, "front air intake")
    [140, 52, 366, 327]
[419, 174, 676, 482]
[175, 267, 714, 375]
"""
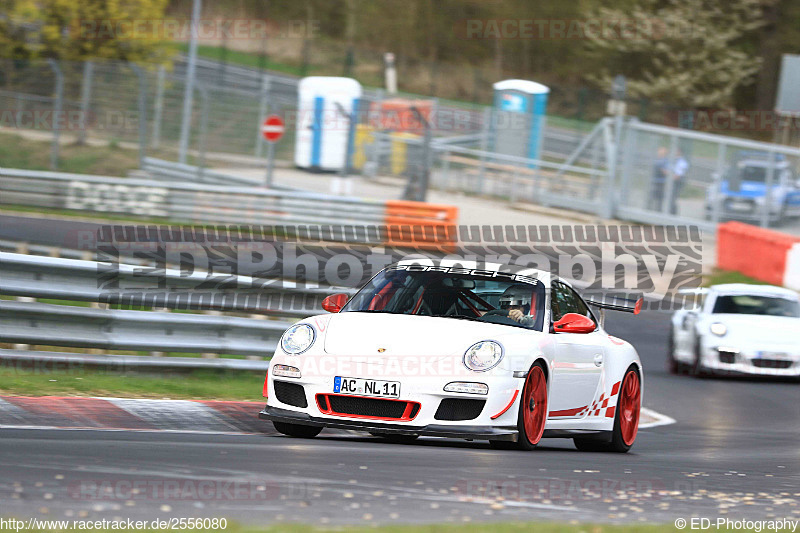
[274, 381, 308, 408]
[434, 398, 485, 421]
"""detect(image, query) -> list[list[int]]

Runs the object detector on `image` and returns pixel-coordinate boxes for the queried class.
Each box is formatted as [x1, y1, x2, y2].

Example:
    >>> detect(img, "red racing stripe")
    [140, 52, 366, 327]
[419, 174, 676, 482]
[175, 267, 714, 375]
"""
[490, 390, 519, 420]
[548, 405, 588, 417]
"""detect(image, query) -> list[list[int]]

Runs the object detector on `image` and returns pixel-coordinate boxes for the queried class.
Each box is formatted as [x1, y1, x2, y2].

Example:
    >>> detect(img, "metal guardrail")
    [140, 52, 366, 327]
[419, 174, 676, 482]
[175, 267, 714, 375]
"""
[0, 167, 387, 226]
[0, 167, 460, 247]
[0, 252, 357, 318]
[0, 239, 88, 260]
[141, 157, 263, 187]
[0, 252, 359, 366]
[0, 299, 286, 356]
[0, 348, 269, 371]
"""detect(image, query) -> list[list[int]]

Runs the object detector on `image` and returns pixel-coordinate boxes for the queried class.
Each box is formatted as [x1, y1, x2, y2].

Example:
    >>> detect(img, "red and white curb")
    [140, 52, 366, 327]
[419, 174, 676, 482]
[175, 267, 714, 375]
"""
[0, 396, 676, 434]
[0, 396, 266, 435]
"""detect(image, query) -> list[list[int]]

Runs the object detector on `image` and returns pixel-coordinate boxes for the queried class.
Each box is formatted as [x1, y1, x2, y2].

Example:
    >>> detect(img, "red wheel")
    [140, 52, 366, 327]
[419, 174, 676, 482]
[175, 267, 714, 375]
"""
[521, 365, 548, 446]
[574, 366, 641, 453]
[618, 370, 641, 446]
[491, 362, 548, 451]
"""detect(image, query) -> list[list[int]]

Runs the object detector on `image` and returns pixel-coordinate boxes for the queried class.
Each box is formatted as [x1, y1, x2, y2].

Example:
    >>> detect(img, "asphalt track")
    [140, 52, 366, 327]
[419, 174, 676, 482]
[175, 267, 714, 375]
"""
[0, 213, 798, 525]
[1, 310, 798, 526]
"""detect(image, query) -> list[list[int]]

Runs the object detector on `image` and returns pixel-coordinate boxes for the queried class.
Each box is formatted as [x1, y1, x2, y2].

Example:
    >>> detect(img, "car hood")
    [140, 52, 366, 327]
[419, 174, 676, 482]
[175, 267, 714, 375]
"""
[321, 312, 532, 357]
[705, 314, 800, 346]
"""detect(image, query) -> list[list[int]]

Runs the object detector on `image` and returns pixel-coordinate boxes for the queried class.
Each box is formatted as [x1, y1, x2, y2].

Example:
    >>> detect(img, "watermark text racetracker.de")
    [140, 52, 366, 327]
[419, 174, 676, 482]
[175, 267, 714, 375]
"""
[674, 517, 798, 532]
[0, 517, 228, 531]
[68, 479, 308, 502]
[81, 224, 703, 313]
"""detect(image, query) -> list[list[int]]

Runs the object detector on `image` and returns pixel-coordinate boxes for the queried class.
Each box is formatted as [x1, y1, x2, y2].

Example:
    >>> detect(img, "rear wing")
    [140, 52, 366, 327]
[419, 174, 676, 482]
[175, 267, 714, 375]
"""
[585, 294, 643, 315]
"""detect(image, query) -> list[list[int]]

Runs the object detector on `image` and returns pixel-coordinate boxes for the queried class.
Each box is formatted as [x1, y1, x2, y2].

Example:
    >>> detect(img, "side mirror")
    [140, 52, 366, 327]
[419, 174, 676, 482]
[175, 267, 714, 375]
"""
[553, 313, 596, 334]
[681, 311, 697, 330]
[322, 293, 348, 313]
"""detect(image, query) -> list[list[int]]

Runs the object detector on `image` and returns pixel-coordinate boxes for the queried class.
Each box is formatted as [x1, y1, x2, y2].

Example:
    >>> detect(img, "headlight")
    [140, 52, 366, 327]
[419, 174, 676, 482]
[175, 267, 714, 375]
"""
[463, 341, 504, 372]
[280, 324, 316, 354]
[710, 322, 727, 337]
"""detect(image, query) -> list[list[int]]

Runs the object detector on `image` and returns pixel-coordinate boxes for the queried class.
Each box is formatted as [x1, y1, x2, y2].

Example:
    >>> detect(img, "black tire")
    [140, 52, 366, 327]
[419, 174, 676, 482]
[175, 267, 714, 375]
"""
[667, 331, 679, 374]
[369, 432, 419, 444]
[667, 332, 689, 375]
[574, 366, 641, 454]
[273, 421, 322, 439]
[691, 336, 709, 377]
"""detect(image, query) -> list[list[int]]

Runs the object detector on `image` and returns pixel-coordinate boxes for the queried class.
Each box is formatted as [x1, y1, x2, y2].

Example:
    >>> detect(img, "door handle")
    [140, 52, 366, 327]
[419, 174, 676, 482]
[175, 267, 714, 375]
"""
[594, 354, 603, 367]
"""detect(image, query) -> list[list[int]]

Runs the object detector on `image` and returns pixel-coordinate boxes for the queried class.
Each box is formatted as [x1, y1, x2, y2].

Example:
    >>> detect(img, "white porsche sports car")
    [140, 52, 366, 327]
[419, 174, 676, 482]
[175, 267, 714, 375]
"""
[669, 283, 800, 377]
[260, 263, 644, 452]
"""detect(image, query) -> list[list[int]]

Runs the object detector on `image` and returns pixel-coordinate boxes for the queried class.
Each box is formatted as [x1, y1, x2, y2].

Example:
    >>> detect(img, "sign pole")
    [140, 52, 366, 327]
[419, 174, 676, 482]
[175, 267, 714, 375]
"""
[260, 114, 285, 189]
[265, 141, 276, 188]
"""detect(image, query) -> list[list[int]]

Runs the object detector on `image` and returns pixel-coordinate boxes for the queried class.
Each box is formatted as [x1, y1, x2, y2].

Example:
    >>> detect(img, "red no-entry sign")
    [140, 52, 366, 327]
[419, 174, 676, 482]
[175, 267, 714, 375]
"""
[261, 115, 285, 143]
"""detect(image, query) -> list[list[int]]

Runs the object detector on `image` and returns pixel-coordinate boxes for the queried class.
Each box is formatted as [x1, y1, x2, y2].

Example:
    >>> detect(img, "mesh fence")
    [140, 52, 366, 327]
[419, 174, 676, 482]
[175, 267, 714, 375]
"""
[3, 57, 800, 231]
[619, 121, 800, 228]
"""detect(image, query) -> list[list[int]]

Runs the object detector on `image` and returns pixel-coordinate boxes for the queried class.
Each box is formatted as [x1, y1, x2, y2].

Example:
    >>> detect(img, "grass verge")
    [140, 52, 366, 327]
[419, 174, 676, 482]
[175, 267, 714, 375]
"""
[0, 132, 142, 176]
[0, 367, 265, 401]
[703, 268, 770, 287]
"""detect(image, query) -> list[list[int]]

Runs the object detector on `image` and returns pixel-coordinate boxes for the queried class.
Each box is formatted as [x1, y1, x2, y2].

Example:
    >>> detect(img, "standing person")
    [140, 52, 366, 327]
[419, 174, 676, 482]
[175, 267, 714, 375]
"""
[670, 149, 689, 215]
[650, 147, 669, 210]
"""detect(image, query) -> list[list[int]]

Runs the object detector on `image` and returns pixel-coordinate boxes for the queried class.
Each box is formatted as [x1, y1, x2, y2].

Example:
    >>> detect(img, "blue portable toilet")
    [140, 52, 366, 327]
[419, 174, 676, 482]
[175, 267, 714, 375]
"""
[491, 79, 549, 162]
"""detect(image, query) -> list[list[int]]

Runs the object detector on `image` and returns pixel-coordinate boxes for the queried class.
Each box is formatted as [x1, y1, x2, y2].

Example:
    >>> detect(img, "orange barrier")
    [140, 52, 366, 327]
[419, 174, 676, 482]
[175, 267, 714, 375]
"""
[384, 200, 458, 250]
[370, 98, 434, 135]
[717, 222, 800, 286]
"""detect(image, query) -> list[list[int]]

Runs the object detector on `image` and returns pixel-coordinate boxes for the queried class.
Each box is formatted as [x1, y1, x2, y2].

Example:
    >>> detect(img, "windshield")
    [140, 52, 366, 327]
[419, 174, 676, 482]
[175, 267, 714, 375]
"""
[342, 265, 546, 331]
[732, 165, 791, 184]
[712, 294, 800, 317]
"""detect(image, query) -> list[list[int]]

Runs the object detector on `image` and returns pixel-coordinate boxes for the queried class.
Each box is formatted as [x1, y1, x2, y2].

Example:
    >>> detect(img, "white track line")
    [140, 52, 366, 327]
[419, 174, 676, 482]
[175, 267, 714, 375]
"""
[639, 407, 677, 429]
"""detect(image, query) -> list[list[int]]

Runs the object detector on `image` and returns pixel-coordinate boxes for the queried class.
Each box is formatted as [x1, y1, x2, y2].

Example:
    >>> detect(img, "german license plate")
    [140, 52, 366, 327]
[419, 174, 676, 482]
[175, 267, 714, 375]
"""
[727, 200, 752, 212]
[756, 351, 789, 359]
[334, 377, 400, 398]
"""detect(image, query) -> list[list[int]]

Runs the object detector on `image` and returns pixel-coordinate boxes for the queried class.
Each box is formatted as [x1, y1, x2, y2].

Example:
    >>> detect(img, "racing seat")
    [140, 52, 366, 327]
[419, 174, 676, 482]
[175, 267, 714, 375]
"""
[418, 287, 459, 316]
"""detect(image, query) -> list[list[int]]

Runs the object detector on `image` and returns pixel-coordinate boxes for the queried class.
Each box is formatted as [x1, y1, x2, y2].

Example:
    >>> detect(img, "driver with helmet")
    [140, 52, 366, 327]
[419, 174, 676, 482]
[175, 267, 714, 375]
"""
[481, 285, 536, 327]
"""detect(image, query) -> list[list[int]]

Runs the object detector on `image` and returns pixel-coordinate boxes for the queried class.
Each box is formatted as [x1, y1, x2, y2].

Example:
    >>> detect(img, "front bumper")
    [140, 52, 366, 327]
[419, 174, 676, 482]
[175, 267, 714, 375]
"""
[701, 344, 800, 377]
[262, 361, 530, 441]
[260, 406, 519, 441]
[706, 198, 785, 223]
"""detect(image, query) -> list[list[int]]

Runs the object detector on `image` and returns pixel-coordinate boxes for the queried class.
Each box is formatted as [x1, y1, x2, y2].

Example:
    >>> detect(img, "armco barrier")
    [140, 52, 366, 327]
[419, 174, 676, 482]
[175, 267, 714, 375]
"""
[717, 222, 800, 287]
[0, 168, 458, 248]
[0, 299, 286, 356]
[0, 252, 351, 364]
[0, 252, 357, 318]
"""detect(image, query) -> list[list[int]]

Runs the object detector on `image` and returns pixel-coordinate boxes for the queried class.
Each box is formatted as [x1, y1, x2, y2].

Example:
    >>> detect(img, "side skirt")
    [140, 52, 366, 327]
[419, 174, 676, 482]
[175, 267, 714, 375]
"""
[542, 429, 613, 440]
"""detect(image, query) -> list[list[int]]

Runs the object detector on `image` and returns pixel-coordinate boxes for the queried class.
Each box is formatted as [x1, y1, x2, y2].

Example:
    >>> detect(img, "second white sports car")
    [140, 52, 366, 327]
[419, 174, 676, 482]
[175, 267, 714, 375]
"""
[670, 283, 800, 377]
